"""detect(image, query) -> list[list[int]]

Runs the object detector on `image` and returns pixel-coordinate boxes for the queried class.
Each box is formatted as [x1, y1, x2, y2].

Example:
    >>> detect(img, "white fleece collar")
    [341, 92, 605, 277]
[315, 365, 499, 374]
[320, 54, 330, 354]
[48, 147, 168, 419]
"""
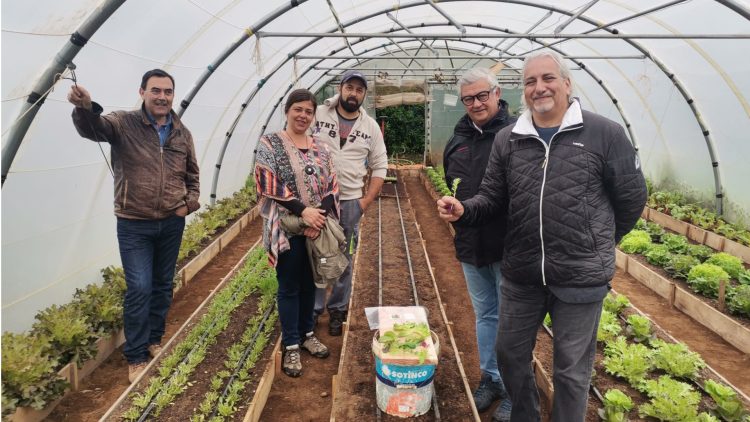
[513, 97, 583, 137]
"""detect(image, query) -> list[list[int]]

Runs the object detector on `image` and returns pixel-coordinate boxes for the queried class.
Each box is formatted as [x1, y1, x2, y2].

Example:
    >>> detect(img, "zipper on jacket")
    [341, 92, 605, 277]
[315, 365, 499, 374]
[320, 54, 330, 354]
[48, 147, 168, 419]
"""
[123, 180, 129, 210]
[157, 145, 165, 217]
[533, 125, 580, 286]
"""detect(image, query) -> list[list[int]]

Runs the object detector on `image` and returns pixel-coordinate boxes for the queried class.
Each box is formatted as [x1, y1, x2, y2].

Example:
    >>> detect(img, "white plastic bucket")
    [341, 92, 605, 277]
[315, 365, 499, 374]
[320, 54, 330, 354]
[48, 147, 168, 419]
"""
[372, 331, 440, 417]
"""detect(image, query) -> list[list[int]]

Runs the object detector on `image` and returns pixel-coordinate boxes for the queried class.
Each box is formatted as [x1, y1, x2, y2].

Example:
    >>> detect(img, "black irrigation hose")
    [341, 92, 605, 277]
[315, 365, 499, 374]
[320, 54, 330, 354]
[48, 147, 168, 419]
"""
[207, 303, 276, 421]
[136, 259, 265, 422]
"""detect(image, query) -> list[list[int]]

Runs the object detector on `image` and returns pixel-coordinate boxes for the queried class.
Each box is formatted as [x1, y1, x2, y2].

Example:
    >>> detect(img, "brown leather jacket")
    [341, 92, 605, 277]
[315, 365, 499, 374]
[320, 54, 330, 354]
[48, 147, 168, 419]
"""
[72, 103, 200, 220]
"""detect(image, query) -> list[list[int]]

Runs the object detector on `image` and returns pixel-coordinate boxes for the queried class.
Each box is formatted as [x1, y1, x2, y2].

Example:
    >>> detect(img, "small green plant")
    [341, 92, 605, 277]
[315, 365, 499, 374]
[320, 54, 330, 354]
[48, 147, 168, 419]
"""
[603, 337, 653, 387]
[634, 218, 647, 231]
[1, 333, 69, 416]
[703, 379, 748, 421]
[625, 314, 654, 343]
[686, 243, 714, 262]
[31, 303, 98, 368]
[379, 322, 432, 364]
[664, 254, 700, 279]
[661, 233, 689, 254]
[738, 269, 750, 286]
[450, 177, 461, 197]
[644, 244, 672, 267]
[603, 293, 630, 315]
[598, 389, 633, 422]
[706, 252, 744, 280]
[597, 310, 622, 343]
[727, 285, 750, 317]
[651, 339, 705, 379]
[543, 313, 552, 328]
[687, 263, 730, 298]
[619, 230, 652, 254]
[638, 375, 701, 421]
[645, 221, 666, 242]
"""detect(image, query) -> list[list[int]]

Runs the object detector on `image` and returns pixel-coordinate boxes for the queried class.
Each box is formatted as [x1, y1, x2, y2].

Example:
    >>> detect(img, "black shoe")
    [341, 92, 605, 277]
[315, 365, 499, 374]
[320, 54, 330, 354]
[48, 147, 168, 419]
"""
[473, 373, 507, 412]
[491, 396, 512, 422]
[328, 310, 346, 336]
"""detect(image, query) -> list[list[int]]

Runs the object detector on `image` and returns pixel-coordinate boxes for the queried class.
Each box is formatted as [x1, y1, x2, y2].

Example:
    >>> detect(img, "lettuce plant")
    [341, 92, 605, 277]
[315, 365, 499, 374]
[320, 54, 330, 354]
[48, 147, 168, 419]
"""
[661, 233, 689, 254]
[703, 379, 749, 421]
[644, 244, 672, 267]
[727, 285, 750, 317]
[31, 303, 98, 368]
[634, 218, 647, 231]
[597, 310, 622, 343]
[603, 293, 630, 315]
[625, 314, 654, 343]
[706, 252, 744, 280]
[619, 230, 652, 254]
[1, 332, 69, 416]
[687, 263, 730, 298]
[603, 337, 653, 386]
[645, 221, 665, 242]
[598, 389, 633, 422]
[651, 339, 705, 379]
[664, 254, 700, 279]
[638, 375, 700, 421]
[686, 243, 714, 262]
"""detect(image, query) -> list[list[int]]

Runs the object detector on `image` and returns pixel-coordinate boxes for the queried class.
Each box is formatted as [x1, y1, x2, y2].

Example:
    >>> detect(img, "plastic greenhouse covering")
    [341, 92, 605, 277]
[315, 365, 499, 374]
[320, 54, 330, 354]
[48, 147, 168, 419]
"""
[2, 0, 749, 332]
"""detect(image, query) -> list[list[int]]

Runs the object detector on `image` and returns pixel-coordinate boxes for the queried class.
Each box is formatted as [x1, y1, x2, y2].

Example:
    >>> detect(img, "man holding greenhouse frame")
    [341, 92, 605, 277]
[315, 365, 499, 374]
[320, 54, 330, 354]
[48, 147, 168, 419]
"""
[68, 69, 200, 383]
[437, 50, 647, 421]
[443, 67, 515, 422]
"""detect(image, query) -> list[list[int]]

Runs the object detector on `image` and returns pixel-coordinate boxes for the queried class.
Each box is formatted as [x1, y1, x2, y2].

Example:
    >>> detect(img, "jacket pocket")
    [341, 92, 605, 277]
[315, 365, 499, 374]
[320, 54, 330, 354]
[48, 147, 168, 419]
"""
[122, 180, 129, 210]
[582, 196, 596, 251]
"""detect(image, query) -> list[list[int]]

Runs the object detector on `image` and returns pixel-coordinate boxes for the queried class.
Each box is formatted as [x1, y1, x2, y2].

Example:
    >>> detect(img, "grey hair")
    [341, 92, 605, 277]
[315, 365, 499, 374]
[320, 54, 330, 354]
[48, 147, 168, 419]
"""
[520, 49, 573, 109]
[456, 67, 498, 95]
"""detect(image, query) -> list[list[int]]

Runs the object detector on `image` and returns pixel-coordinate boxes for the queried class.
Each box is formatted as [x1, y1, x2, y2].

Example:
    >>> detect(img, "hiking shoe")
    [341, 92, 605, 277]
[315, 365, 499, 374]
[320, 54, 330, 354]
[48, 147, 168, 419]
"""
[148, 344, 162, 358]
[328, 310, 346, 336]
[128, 362, 148, 383]
[473, 373, 508, 412]
[282, 345, 302, 377]
[301, 333, 330, 358]
[491, 396, 512, 422]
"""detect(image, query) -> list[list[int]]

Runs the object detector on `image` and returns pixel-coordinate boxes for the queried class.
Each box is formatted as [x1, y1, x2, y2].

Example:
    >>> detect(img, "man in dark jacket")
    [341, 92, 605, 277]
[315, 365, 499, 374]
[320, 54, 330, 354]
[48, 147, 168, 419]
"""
[438, 51, 647, 421]
[443, 67, 514, 422]
[68, 69, 200, 383]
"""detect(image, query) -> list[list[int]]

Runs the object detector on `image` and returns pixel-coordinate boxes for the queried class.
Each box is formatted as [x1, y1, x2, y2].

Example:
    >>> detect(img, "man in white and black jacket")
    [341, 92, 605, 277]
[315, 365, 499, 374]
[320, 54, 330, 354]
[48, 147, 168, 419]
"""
[438, 50, 647, 422]
[443, 67, 515, 422]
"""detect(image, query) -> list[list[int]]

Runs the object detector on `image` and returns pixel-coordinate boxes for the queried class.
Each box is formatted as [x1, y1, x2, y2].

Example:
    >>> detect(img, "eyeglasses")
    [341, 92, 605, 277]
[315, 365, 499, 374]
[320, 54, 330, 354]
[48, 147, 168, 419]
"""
[460, 90, 491, 106]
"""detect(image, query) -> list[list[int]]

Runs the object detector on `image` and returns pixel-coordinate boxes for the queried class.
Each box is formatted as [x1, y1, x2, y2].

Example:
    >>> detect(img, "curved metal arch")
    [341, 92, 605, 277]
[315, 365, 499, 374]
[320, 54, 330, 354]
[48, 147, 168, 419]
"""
[233, 0, 734, 212]
[213, 23, 641, 204]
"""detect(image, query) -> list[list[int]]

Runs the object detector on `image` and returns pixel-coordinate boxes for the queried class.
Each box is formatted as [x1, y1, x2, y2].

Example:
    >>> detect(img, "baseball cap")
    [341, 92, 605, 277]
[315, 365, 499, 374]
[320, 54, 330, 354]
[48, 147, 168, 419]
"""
[340, 70, 368, 89]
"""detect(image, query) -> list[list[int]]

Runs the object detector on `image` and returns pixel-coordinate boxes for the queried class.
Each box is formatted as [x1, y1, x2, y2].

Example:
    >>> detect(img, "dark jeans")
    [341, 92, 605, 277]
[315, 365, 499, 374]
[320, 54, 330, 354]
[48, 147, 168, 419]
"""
[117, 215, 185, 364]
[277, 236, 316, 347]
[496, 280, 603, 422]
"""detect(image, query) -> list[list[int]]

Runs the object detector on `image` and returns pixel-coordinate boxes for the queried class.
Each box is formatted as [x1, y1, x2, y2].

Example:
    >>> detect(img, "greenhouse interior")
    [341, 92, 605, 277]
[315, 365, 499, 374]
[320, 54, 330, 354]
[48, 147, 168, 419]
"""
[2, 0, 750, 421]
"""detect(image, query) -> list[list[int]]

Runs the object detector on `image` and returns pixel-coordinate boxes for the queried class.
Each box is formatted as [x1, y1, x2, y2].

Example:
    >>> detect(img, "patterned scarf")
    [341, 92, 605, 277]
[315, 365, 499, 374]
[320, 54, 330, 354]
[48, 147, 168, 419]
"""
[254, 131, 339, 266]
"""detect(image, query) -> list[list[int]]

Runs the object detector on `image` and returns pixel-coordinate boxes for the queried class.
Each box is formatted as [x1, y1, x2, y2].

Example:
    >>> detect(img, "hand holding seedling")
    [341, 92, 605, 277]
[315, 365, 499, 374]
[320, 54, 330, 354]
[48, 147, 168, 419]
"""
[437, 196, 463, 222]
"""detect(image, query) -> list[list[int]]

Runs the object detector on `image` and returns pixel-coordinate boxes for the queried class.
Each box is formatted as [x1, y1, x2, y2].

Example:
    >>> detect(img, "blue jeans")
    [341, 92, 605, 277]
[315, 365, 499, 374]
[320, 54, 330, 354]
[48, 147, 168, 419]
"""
[461, 262, 503, 382]
[117, 215, 185, 364]
[277, 236, 316, 347]
[315, 199, 362, 314]
[496, 280, 603, 422]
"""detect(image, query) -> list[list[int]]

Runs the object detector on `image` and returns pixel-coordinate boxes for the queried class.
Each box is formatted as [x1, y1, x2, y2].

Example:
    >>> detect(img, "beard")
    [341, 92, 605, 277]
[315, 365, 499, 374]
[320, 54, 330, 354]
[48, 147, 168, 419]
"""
[339, 95, 361, 113]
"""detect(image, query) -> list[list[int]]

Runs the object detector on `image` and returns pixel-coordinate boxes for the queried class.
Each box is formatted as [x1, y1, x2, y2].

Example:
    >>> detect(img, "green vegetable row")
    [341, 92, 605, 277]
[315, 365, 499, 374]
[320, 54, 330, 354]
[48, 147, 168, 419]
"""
[620, 218, 750, 317]
[1, 179, 256, 418]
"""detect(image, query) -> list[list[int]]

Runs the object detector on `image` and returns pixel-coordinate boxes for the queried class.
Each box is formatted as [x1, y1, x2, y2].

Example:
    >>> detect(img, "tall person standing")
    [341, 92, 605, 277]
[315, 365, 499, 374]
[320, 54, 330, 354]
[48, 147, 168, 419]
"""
[443, 67, 515, 421]
[68, 69, 201, 383]
[314, 70, 388, 336]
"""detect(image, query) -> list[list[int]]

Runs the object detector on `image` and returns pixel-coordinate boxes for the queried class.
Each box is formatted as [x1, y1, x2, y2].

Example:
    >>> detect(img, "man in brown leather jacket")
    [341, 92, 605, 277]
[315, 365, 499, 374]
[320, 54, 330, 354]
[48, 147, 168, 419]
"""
[68, 69, 200, 383]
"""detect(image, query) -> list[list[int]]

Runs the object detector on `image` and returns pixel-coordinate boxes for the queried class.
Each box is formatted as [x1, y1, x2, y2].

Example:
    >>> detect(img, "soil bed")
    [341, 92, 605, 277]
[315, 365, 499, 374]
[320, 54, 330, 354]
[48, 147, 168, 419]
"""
[47, 216, 263, 421]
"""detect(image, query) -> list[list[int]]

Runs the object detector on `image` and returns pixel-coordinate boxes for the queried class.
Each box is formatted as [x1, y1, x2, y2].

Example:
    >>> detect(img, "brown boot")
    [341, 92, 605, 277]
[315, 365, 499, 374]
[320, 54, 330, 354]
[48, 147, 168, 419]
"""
[128, 362, 148, 383]
[148, 344, 163, 358]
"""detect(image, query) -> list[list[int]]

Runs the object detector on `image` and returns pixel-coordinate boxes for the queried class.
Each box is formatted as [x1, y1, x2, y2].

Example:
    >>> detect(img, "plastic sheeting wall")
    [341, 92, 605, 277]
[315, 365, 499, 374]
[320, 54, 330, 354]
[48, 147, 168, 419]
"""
[2, 0, 749, 331]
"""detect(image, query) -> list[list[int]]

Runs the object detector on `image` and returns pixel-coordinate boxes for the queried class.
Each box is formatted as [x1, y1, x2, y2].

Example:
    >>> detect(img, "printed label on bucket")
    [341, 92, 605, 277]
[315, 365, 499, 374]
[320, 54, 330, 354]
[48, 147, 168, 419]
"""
[375, 355, 435, 387]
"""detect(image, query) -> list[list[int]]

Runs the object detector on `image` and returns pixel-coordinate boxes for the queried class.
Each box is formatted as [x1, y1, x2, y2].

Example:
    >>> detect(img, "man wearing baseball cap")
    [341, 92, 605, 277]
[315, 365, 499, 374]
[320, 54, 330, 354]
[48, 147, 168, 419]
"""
[314, 70, 388, 336]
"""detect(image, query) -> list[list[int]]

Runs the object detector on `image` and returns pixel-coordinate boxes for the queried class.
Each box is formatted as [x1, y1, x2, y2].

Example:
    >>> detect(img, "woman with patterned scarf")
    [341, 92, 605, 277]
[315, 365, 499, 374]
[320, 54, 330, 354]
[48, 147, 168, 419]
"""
[254, 89, 339, 377]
